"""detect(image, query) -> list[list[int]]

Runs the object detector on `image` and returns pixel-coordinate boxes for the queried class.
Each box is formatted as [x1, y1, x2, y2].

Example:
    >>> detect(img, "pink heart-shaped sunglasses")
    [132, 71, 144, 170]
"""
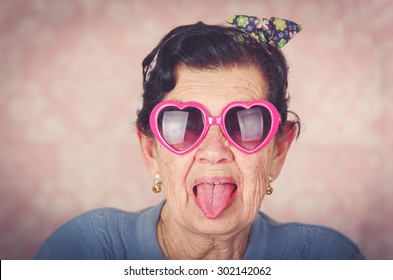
[149, 100, 281, 155]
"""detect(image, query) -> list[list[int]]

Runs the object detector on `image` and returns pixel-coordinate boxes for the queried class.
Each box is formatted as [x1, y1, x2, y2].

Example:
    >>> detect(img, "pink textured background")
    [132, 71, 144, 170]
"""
[1, 0, 392, 259]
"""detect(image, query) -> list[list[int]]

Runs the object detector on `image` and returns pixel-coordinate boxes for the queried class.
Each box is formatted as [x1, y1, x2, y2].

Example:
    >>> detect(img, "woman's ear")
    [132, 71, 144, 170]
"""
[269, 122, 297, 179]
[137, 129, 158, 176]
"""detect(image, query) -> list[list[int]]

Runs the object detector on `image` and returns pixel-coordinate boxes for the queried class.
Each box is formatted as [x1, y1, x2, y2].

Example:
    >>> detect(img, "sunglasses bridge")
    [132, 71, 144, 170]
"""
[207, 116, 222, 125]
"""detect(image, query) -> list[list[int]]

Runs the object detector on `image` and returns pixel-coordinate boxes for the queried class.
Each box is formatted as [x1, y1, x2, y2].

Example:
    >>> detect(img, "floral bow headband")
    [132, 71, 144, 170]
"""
[226, 15, 302, 48]
[144, 15, 302, 81]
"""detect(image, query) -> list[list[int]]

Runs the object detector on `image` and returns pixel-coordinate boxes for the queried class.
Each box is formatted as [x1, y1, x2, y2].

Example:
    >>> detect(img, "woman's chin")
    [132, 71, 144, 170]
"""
[184, 198, 246, 236]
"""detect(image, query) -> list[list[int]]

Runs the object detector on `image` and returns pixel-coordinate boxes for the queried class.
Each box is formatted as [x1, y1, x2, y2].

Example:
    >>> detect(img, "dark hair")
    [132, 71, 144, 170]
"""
[136, 21, 300, 139]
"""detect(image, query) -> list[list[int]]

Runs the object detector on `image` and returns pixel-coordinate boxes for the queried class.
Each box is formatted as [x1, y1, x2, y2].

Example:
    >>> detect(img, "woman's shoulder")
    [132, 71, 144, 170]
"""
[70, 206, 149, 226]
[255, 212, 365, 260]
[36, 204, 162, 259]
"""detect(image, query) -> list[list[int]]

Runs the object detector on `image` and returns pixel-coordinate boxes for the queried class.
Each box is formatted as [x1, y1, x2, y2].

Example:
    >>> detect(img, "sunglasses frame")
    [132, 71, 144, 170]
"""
[149, 100, 281, 155]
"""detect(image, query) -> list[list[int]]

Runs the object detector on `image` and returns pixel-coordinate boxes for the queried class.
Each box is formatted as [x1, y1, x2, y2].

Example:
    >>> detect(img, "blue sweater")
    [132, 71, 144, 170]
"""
[36, 201, 364, 259]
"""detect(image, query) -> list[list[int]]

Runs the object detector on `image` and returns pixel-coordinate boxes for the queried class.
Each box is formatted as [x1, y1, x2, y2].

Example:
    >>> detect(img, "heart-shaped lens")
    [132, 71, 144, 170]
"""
[157, 106, 205, 152]
[224, 105, 273, 151]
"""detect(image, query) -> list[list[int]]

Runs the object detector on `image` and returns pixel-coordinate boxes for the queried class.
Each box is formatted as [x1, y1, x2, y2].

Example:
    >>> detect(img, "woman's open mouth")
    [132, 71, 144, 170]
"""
[192, 181, 238, 219]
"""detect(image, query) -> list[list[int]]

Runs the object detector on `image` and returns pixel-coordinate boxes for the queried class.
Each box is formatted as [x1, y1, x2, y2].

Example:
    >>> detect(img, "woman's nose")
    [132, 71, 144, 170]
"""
[195, 125, 233, 164]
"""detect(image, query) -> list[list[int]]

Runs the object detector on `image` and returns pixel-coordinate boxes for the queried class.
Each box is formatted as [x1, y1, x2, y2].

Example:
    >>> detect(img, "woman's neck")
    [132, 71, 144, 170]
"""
[157, 204, 250, 260]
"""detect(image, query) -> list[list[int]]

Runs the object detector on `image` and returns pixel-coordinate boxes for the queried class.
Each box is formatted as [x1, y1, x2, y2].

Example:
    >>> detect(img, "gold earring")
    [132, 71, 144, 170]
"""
[266, 176, 274, 195]
[152, 172, 162, 193]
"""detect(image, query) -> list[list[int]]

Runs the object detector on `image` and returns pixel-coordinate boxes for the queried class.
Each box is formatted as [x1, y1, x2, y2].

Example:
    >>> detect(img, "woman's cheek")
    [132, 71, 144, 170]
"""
[242, 152, 269, 214]
[157, 149, 189, 204]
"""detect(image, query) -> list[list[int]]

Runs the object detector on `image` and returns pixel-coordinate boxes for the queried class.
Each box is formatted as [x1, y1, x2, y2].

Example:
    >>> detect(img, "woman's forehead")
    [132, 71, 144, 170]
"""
[164, 66, 269, 103]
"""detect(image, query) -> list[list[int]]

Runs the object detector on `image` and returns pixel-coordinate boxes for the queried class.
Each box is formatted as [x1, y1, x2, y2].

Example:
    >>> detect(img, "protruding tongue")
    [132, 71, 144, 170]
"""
[195, 183, 236, 219]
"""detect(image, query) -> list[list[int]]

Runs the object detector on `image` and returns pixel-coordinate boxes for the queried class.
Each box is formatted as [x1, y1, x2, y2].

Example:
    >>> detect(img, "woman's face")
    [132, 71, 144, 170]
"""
[140, 66, 293, 237]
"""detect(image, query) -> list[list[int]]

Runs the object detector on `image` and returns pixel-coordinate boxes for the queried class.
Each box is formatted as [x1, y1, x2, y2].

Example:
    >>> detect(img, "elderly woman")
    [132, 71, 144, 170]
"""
[36, 16, 364, 260]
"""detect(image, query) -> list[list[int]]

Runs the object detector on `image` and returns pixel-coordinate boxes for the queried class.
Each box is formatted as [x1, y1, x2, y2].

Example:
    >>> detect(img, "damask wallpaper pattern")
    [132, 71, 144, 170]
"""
[0, 0, 392, 259]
